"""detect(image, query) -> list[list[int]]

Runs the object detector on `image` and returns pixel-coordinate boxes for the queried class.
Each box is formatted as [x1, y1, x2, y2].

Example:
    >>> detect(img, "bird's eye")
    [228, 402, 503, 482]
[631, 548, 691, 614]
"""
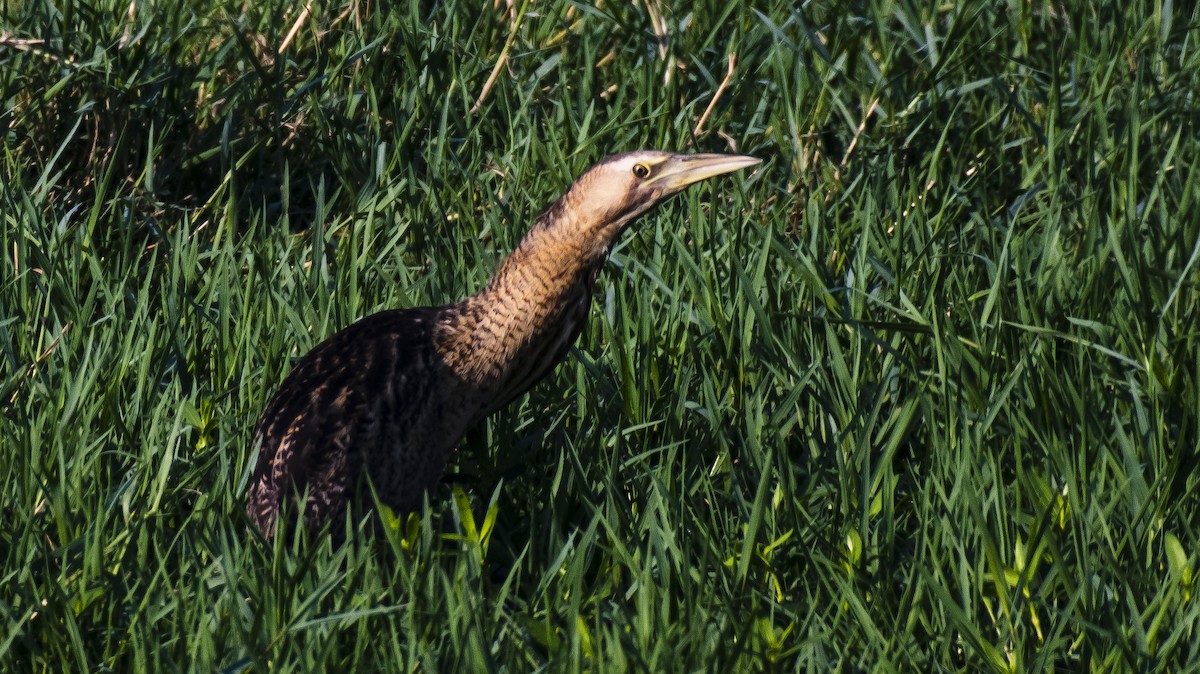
[632, 163, 651, 179]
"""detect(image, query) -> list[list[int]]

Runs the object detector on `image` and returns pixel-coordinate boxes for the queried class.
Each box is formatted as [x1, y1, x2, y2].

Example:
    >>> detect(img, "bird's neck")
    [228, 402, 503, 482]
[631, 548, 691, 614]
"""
[434, 217, 603, 404]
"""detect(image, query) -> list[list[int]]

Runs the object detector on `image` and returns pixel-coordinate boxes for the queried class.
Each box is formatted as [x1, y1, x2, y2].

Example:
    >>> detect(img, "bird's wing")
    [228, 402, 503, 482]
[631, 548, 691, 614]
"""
[245, 308, 442, 532]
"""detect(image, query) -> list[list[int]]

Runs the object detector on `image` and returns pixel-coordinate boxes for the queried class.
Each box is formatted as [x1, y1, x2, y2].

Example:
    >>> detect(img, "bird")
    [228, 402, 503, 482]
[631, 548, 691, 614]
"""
[245, 150, 761, 538]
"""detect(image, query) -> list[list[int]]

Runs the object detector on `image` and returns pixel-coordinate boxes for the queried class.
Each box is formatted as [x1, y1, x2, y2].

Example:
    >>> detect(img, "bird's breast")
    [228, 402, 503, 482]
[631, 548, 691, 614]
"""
[436, 269, 595, 420]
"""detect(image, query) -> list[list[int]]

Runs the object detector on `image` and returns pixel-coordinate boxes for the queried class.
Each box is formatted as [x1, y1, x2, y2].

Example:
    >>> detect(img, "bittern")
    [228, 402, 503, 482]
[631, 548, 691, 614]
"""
[246, 151, 760, 538]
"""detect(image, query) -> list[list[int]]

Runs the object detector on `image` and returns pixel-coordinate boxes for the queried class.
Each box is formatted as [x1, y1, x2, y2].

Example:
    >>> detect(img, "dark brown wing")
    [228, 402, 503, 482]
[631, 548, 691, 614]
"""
[245, 307, 444, 537]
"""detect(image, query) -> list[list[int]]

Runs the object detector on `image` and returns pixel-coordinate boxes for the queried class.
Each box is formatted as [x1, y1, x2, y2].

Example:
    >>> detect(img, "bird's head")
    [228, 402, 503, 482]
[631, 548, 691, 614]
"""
[542, 151, 761, 259]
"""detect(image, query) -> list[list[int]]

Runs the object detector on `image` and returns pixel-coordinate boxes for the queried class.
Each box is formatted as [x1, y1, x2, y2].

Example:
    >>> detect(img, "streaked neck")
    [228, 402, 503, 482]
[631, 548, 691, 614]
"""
[434, 218, 601, 399]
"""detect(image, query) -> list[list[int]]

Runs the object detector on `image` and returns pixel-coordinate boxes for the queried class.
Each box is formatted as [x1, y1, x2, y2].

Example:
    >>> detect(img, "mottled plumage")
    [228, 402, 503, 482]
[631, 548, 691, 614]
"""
[246, 151, 760, 538]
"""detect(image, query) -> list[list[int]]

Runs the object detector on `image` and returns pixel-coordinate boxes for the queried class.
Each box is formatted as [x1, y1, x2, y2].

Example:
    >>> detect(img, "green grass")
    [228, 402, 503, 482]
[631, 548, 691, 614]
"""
[3, 0, 1199, 670]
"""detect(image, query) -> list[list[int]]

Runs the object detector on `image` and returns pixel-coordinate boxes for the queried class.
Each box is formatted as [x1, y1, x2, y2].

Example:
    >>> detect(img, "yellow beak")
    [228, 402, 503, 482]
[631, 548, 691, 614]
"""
[647, 153, 762, 192]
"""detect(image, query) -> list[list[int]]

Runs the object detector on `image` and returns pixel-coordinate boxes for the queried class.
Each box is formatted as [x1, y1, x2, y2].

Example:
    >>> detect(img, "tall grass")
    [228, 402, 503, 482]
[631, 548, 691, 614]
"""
[2, 0, 1199, 670]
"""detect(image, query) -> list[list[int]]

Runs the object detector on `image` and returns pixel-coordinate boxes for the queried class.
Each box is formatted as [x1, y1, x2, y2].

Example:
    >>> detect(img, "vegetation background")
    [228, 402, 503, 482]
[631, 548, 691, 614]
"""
[2, 0, 1198, 670]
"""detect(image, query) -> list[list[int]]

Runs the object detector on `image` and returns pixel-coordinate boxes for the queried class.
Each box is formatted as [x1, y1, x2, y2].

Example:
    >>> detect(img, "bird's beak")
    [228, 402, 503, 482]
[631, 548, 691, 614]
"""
[648, 153, 762, 192]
